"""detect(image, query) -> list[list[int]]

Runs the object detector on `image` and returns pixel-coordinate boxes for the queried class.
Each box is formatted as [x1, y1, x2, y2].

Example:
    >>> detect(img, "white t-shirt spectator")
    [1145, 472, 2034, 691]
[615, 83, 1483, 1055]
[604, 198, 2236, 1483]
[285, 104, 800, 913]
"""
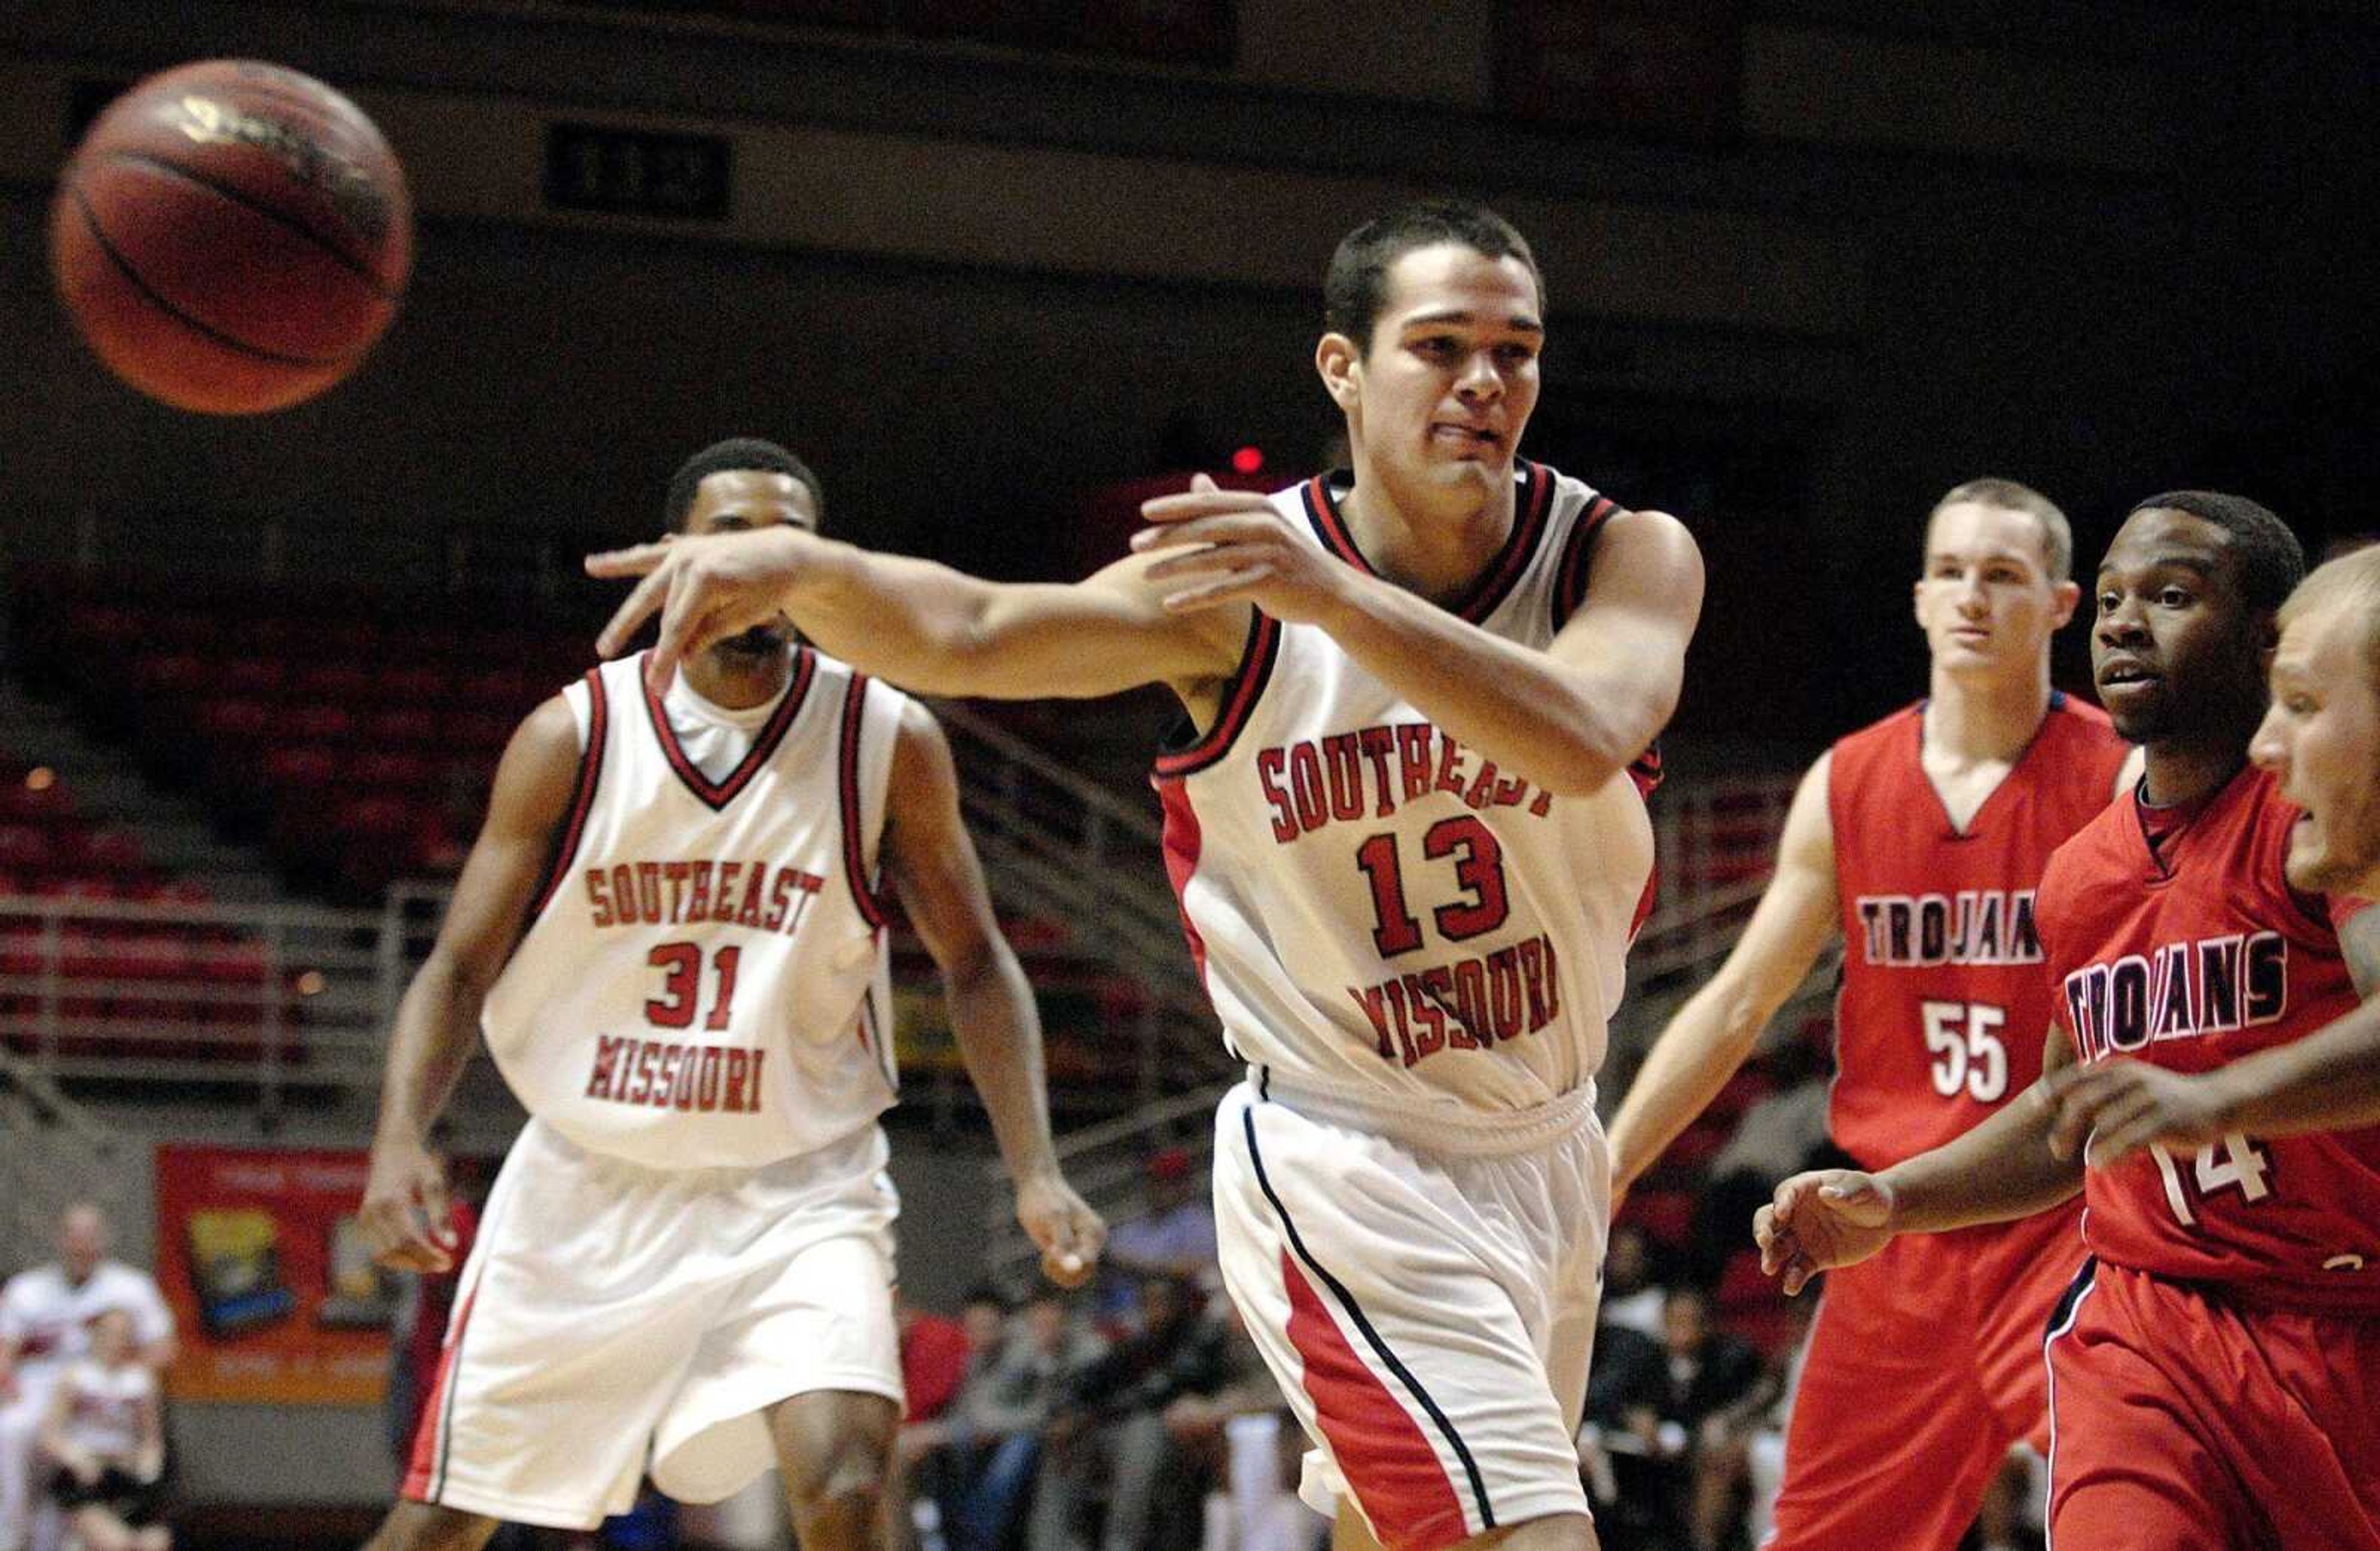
[48, 1359, 155, 1462]
[0, 1261, 175, 1380]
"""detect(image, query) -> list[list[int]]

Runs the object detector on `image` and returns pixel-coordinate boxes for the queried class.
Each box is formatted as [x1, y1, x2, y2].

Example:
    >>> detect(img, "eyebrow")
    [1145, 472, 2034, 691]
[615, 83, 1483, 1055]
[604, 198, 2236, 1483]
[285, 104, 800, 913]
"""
[2096, 554, 2216, 580]
[1399, 309, 1544, 335]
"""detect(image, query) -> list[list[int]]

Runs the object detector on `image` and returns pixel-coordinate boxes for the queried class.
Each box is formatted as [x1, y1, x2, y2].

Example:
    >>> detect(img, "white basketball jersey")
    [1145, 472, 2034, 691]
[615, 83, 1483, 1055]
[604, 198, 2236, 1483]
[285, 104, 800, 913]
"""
[481, 648, 906, 1170]
[1152, 463, 1659, 1112]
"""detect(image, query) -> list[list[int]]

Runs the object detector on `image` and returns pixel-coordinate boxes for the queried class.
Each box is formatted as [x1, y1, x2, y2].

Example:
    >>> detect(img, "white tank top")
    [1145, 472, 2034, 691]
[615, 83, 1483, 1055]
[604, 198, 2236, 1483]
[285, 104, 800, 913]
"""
[1152, 463, 1659, 1115]
[481, 648, 905, 1169]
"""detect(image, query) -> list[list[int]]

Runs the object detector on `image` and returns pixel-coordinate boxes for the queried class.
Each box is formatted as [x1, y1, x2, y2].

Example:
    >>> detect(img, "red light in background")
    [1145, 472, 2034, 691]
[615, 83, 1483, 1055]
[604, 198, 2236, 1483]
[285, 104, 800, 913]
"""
[1230, 445, 1264, 475]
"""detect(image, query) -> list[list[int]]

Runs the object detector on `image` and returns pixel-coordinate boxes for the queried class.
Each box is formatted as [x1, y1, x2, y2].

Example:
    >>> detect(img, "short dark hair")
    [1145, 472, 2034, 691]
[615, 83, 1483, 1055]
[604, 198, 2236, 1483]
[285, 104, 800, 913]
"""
[1930, 477, 2074, 583]
[1324, 201, 1545, 355]
[2128, 490, 2304, 613]
[665, 438, 825, 531]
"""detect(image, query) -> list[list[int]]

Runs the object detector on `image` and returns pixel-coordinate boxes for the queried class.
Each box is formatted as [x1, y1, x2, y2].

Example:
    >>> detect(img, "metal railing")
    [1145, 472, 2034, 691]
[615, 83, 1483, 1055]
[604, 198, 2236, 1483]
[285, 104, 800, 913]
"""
[0, 1045, 131, 1272]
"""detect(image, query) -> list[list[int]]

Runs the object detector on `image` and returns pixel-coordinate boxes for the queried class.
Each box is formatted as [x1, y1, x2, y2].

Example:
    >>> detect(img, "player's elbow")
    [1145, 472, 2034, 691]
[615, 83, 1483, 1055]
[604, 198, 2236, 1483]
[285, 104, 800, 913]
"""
[1532, 697, 1670, 796]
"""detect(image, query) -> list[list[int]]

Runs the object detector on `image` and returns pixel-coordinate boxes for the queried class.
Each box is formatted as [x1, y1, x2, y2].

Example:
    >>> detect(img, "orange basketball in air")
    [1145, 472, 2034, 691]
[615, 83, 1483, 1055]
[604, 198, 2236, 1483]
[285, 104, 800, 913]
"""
[50, 59, 413, 414]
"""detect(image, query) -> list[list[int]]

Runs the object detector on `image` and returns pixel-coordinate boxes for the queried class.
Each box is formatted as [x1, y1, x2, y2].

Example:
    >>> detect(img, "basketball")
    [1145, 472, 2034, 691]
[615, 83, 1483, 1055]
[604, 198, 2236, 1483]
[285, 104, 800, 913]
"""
[49, 59, 413, 415]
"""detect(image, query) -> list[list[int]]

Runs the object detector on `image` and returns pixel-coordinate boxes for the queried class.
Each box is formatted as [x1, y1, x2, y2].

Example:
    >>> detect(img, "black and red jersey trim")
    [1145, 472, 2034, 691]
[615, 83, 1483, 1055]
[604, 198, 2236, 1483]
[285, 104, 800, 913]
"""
[1153, 610, 1283, 778]
[639, 646, 814, 812]
[1301, 463, 1553, 626]
[839, 674, 891, 929]
[1549, 490, 1623, 632]
[529, 669, 609, 919]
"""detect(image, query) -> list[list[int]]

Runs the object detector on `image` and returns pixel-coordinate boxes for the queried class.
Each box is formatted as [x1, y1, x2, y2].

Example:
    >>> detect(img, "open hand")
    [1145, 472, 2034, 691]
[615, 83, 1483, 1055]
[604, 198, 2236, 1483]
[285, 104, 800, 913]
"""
[1753, 1169, 1897, 1296]
[585, 527, 811, 696]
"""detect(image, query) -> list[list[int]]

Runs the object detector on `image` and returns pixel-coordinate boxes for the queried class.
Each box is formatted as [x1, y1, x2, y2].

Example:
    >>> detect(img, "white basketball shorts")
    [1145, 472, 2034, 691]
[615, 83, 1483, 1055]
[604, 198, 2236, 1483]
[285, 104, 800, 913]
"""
[1213, 1073, 1608, 1551]
[403, 1117, 902, 1528]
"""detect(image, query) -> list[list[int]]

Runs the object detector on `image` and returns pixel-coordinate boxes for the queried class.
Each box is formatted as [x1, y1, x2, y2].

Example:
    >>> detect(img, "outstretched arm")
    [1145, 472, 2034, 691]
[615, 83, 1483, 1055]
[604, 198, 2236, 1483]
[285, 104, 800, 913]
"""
[360, 695, 580, 1273]
[881, 701, 1106, 1287]
[2042, 903, 2380, 1159]
[587, 527, 1244, 703]
[1756, 1025, 2086, 1294]
[1608, 755, 1840, 1189]
[1137, 485, 1704, 794]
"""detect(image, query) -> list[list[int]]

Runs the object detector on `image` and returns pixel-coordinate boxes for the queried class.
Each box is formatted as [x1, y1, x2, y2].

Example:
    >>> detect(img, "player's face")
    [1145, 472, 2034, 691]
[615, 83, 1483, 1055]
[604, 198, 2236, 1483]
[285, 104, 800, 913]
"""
[2253, 600, 2380, 896]
[1913, 502, 2077, 678]
[2091, 509, 2271, 745]
[684, 470, 818, 656]
[1322, 243, 1543, 512]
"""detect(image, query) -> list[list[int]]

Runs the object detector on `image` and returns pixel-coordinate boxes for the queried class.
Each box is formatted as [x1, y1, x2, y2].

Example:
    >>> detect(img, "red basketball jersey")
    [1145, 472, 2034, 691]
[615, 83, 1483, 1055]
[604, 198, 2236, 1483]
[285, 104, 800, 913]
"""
[1827, 695, 2129, 1169]
[2038, 763, 2380, 1313]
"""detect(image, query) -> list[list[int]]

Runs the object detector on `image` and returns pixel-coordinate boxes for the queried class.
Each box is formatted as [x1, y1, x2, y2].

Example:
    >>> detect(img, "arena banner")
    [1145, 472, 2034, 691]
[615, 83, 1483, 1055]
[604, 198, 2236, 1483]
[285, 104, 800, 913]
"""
[153, 1145, 397, 1405]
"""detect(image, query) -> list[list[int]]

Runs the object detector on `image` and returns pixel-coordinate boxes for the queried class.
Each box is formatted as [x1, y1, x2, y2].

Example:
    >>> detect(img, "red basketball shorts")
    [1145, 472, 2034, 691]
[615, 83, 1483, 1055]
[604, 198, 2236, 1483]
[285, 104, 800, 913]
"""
[2046, 1258, 2380, 1549]
[1765, 1200, 2087, 1550]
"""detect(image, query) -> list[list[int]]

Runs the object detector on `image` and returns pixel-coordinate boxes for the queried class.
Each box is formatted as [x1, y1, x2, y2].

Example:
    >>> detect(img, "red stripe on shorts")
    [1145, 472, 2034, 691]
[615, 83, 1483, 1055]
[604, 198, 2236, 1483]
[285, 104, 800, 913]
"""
[1280, 1247, 1468, 1551]
[401, 1283, 479, 1503]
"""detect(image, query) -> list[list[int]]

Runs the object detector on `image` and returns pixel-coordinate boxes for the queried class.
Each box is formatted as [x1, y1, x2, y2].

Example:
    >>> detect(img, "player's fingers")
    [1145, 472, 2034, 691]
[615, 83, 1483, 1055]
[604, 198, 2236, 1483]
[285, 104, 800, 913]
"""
[2075, 1089, 2171, 1161]
[645, 569, 717, 696]
[2045, 1078, 2119, 1161]
[596, 559, 677, 658]
[583, 538, 674, 579]
[1132, 512, 1282, 554]
[1161, 564, 1275, 613]
[416, 1174, 456, 1250]
[1139, 488, 1274, 525]
[2089, 1113, 2170, 1167]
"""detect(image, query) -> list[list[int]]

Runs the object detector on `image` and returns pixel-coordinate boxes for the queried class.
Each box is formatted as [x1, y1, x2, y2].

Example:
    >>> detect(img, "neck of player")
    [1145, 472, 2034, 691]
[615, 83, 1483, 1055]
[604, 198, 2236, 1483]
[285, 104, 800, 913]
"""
[683, 640, 794, 711]
[2140, 724, 2257, 811]
[1339, 460, 1518, 610]
[1923, 661, 2055, 766]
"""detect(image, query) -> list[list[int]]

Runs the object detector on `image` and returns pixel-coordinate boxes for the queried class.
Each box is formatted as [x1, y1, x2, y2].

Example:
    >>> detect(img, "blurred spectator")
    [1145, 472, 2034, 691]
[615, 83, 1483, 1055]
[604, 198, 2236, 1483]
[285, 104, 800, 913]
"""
[938, 1291, 1104, 1551]
[1661, 1288, 1773, 1551]
[37, 1308, 168, 1551]
[901, 1289, 1021, 1544]
[1685, 1045, 1834, 1286]
[1153, 1301, 1300, 1551]
[1599, 1225, 1668, 1341]
[901, 1294, 977, 1427]
[1579, 1288, 1769, 1551]
[0, 1203, 175, 1551]
[1031, 1273, 1233, 1551]
[1096, 1149, 1217, 1325]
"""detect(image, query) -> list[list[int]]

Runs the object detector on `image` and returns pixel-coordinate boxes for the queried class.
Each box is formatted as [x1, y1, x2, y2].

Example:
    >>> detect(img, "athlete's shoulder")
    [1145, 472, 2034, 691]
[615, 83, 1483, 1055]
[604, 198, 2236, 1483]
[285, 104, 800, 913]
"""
[2040, 794, 2138, 896]
[1832, 700, 1927, 757]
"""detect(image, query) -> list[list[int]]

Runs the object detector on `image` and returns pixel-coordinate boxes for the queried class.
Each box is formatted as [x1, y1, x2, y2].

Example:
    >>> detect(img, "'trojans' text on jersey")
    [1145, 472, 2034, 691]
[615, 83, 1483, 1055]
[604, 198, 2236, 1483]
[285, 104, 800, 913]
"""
[1854, 890, 2043, 967]
[1258, 725, 1555, 841]
[584, 861, 826, 933]
[1349, 934, 1564, 1067]
[2062, 931, 2288, 1062]
[584, 1036, 768, 1113]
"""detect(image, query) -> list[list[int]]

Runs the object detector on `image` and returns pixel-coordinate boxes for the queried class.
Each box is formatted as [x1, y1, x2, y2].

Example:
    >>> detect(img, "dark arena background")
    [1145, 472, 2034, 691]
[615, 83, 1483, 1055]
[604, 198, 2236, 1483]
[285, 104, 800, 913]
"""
[2, 4, 2377, 1549]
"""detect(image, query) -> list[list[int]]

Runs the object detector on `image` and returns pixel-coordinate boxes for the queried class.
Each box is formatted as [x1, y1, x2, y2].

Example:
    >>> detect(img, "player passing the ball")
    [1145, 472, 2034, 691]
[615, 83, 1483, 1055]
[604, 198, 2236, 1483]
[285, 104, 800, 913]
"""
[1756, 496, 2380, 1549]
[588, 202, 1704, 1551]
[1607, 479, 2133, 1549]
[356, 441, 1103, 1551]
